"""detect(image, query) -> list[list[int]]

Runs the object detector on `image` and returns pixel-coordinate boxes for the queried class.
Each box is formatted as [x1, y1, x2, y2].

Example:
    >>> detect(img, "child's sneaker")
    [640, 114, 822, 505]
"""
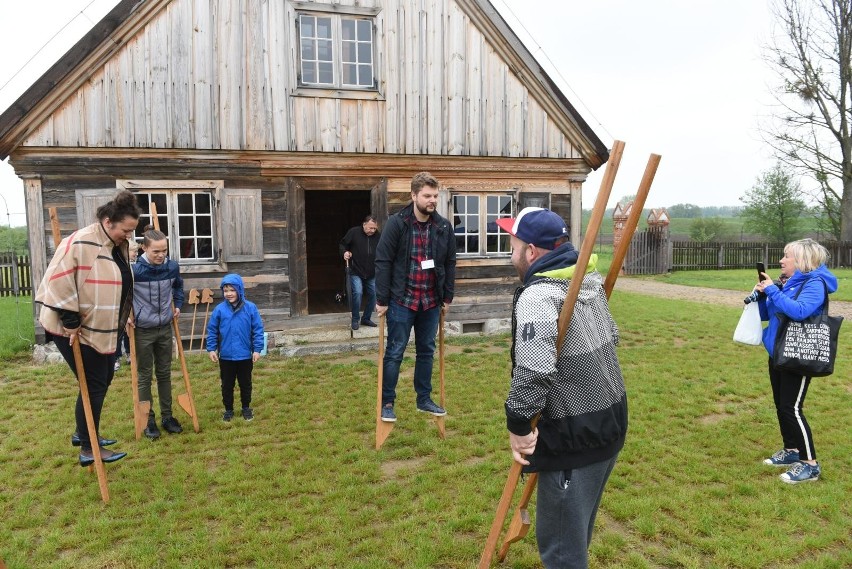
[780, 461, 820, 484]
[242, 407, 254, 421]
[223, 410, 234, 422]
[763, 448, 800, 467]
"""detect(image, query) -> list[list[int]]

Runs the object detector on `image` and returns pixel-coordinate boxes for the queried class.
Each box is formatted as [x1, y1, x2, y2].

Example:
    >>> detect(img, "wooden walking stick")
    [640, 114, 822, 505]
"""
[199, 288, 214, 351]
[149, 203, 200, 432]
[375, 314, 394, 449]
[186, 289, 200, 350]
[49, 208, 110, 503]
[128, 325, 152, 439]
[478, 140, 626, 568]
[434, 310, 446, 439]
[492, 150, 663, 566]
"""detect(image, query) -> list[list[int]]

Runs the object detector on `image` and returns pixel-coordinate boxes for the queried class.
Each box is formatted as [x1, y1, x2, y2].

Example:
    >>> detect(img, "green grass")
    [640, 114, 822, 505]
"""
[640, 268, 852, 302]
[0, 295, 35, 360]
[2, 293, 851, 567]
[582, 211, 825, 240]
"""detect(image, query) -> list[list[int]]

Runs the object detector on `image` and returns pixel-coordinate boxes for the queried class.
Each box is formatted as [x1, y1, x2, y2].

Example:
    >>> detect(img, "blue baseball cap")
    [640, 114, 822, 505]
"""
[495, 207, 569, 250]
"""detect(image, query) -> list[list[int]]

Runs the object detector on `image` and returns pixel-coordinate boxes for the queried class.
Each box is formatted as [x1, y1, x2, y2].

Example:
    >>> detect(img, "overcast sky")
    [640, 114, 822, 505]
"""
[0, 0, 777, 227]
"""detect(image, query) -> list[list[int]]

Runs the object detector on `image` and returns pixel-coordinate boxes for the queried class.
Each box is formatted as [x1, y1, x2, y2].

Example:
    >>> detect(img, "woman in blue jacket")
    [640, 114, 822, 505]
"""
[206, 274, 265, 422]
[755, 238, 837, 484]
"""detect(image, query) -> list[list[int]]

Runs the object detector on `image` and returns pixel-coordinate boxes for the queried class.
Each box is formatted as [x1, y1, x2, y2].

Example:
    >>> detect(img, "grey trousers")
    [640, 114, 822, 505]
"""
[535, 454, 619, 569]
[134, 324, 174, 420]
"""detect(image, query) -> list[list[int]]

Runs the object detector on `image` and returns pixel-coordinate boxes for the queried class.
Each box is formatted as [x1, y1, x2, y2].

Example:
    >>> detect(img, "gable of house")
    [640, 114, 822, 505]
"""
[0, 0, 607, 166]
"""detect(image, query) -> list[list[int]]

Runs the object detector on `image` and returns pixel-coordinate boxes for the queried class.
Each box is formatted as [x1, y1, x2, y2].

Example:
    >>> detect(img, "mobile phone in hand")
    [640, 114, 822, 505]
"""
[756, 262, 766, 282]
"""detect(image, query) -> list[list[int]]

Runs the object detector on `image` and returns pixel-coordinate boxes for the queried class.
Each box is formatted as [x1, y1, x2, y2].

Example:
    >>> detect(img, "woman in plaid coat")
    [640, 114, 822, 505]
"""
[35, 190, 141, 467]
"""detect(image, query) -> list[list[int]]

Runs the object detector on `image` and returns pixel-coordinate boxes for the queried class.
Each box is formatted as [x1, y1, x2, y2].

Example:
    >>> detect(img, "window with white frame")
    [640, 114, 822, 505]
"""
[135, 191, 215, 262]
[452, 194, 514, 256]
[298, 12, 375, 89]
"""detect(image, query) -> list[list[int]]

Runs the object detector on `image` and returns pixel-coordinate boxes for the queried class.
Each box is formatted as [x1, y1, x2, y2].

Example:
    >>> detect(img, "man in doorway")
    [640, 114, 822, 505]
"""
[339, 215, 380, 330]
[375, 171, 457, 422]
[497, 207, 627, 568]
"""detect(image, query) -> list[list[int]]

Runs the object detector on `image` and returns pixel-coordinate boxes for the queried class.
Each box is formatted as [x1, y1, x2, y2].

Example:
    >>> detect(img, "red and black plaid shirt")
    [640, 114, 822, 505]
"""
[399, 215, 438, 311]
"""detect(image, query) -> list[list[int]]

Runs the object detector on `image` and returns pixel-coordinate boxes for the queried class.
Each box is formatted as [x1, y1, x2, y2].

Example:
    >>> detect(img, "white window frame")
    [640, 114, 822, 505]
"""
[296, 10, 377, 90]
[116, 180, 223, 267]
[451, 193, 515, 257]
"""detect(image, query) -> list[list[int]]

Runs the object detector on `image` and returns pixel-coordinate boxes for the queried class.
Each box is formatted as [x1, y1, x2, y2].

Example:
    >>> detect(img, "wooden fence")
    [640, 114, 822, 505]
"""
[669, 241, 852, 271]
[624, 228, 669, 275]
[0, 253, 32, 296]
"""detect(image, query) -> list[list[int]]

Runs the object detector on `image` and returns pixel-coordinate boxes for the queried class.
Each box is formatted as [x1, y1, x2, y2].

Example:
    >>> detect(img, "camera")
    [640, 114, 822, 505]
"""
[743, 290, 762, 304]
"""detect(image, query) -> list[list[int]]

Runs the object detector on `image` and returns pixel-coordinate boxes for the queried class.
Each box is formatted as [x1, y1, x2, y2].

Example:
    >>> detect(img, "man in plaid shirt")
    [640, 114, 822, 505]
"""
[374, 172, 457, 422]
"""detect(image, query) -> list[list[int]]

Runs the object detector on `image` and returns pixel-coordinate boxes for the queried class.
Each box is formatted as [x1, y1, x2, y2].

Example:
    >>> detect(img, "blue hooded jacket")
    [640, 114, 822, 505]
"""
[206, 274, 265, 360]
[759, 264, 838, 357]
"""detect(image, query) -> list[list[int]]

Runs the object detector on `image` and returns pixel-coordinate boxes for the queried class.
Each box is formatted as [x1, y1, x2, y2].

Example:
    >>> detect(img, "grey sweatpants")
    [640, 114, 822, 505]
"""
[535, 454, 619, 569]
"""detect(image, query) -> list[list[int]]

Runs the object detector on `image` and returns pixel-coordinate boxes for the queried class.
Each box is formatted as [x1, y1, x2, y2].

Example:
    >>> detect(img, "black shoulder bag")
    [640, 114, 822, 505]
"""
[772, 280, 843, 377]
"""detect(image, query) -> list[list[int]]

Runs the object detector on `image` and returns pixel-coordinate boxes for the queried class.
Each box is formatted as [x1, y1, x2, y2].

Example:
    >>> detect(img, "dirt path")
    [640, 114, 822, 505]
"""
[613, 278, 852, 320]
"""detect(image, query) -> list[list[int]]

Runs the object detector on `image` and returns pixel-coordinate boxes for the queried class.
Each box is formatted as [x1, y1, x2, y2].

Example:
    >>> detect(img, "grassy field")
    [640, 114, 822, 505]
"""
[0, 295, 35, 360]
[643, 268, 852, 302]
[1, 292, 850, 568]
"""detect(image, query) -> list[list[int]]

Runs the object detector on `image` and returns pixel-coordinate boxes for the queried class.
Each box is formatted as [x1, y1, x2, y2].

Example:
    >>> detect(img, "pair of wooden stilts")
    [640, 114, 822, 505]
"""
[374, 311, 447, 450]
[52, 202, 201, 504]
[479, 142, 662, 567]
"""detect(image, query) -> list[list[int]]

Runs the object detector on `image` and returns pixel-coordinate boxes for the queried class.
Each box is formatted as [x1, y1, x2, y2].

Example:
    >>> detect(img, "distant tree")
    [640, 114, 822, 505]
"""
[617, 193, 637, 207]
[762, 0, 852, 240]
[0, 226, 28, 255]
[689, 217, 726, 242]
[667, 203, 702, 218]
[740, 164, 808, 242]
[702, 205, 743, 218]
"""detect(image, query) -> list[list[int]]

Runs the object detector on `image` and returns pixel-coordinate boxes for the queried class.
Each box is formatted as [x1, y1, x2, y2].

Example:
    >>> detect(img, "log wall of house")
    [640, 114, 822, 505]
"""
[21, 0, 582, 161]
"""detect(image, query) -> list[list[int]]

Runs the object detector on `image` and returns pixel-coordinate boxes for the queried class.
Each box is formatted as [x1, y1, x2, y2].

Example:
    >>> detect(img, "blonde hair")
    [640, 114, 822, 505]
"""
[784, 238, 829, 273]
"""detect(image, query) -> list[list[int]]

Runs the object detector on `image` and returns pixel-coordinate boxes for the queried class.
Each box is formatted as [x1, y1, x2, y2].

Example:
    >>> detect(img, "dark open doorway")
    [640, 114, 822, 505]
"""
[305, 190, 372, 314]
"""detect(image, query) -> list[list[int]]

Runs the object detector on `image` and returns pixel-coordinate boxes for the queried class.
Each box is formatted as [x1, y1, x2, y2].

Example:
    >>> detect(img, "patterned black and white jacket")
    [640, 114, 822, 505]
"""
[506, 244, 628, 472]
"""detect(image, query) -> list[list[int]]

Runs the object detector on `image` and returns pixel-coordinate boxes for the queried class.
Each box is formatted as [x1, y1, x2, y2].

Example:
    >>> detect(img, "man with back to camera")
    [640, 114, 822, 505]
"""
[374, 171, 457, 423]
[339, 215, 380, 330]
[496, 207, 627, 569]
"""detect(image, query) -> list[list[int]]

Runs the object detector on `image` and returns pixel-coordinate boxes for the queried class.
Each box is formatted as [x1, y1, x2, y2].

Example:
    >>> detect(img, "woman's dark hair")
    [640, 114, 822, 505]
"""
[142, 227, 168, 247]
[96, 190, 142, 223]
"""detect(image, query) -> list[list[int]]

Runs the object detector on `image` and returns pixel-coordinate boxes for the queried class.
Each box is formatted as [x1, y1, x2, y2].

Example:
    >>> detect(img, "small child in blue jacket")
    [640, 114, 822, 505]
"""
[206, 273, 265, 422]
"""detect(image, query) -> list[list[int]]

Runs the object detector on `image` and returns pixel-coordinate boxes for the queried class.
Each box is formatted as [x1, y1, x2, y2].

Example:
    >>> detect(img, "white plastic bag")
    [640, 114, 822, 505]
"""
[733, 302, 763, 345]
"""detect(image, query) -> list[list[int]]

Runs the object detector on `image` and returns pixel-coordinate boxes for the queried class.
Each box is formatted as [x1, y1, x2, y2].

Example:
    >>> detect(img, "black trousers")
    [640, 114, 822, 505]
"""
[54, 335, 116, 451]
[219, 358, 253, 411]
[768, 358, 816, 460]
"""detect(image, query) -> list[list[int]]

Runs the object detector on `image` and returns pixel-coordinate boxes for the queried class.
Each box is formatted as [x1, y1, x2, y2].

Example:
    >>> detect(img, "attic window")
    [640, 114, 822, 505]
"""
[297, 12, 376, 90]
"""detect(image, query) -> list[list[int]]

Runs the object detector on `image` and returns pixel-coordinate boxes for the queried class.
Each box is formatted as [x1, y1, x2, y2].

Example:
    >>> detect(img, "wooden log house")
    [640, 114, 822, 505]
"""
[0, 0, 609, 345]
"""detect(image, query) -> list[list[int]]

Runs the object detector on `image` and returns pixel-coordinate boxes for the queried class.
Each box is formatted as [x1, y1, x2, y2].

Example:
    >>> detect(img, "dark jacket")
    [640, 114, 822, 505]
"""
[374, 202, 457, 306]
[758, 264, 838, 357]
[338, 225, 381, 280]
[506, 245, 627, 473]
[132, 254, 184, 329]
[206, 274, 265, 361]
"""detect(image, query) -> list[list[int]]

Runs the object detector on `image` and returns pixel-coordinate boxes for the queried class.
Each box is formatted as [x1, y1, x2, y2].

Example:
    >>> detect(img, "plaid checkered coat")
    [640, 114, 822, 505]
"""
[36, 222, 133, 354]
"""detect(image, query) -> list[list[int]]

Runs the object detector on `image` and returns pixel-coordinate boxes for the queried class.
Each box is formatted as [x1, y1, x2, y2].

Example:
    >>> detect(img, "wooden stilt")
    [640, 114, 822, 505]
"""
[434, 310, 446, 438]
[186, 289, 200, 350]
[72, 339, 110, 503]
[128, 325, 151, 439]
[375, 315, 394, 449]
[199, 288, 214, 351]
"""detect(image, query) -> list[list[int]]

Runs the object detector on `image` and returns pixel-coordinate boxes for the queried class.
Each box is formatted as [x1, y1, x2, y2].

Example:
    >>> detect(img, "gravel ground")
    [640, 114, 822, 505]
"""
[614, 278, 852, 320]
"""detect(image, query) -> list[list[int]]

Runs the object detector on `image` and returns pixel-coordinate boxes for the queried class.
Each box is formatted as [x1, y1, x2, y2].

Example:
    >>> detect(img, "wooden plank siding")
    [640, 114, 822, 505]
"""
[20, 0, 581, 161]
